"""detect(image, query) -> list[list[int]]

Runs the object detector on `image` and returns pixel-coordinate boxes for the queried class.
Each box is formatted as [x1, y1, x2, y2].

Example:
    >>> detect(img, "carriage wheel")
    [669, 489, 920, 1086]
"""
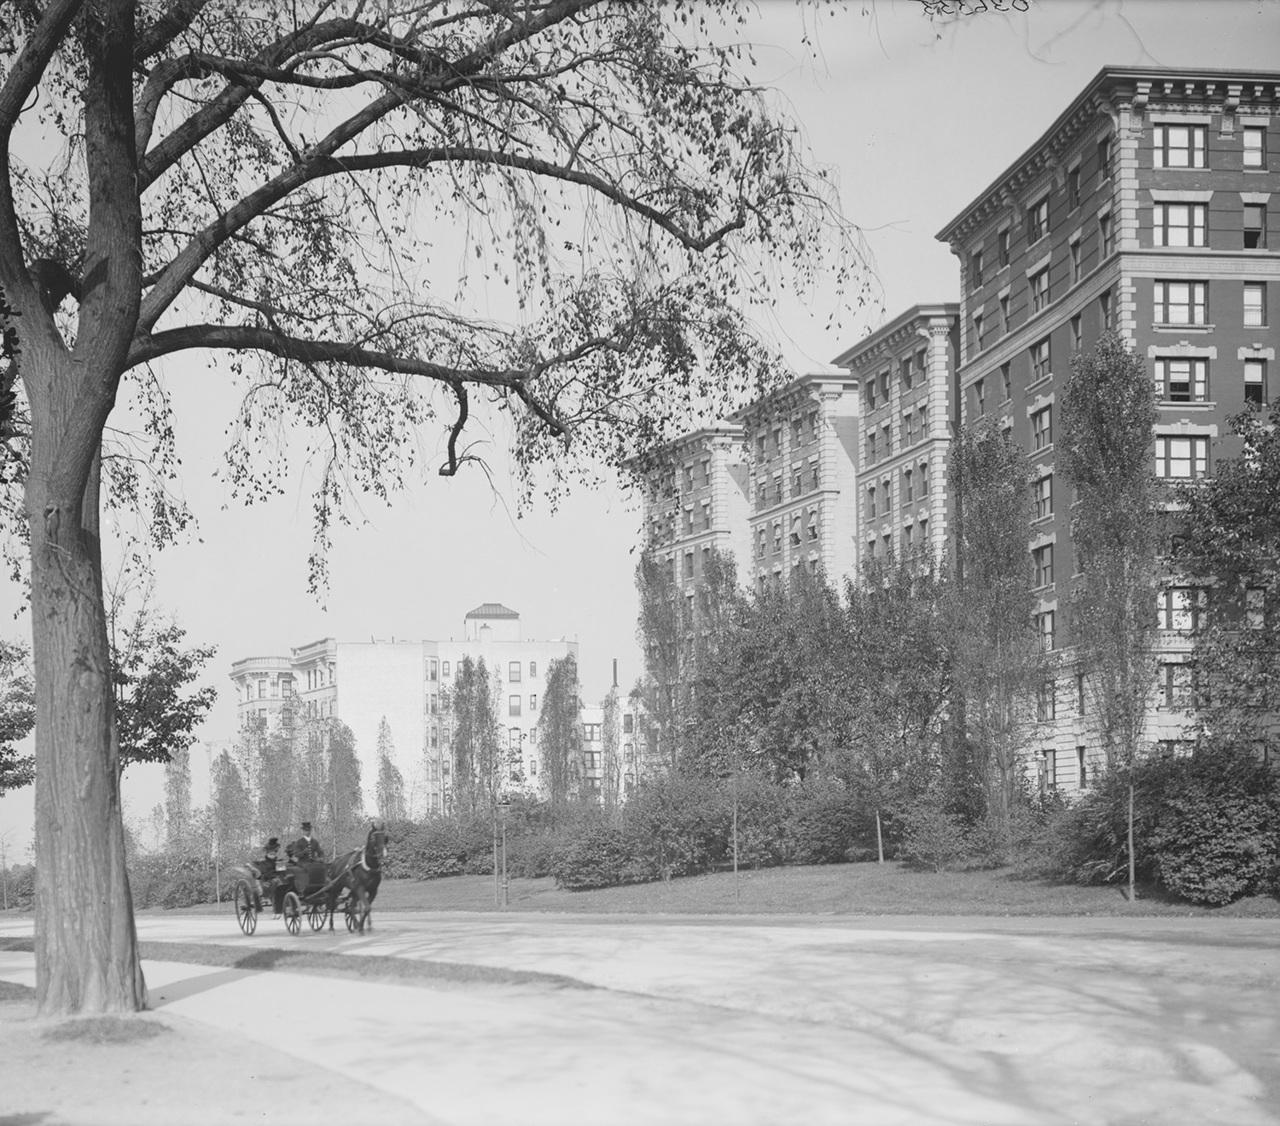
[343, 899, 356, 932]
[308, 902, 327, 931]
[234, 881, 258, 936]
[283, 892, 302, 935]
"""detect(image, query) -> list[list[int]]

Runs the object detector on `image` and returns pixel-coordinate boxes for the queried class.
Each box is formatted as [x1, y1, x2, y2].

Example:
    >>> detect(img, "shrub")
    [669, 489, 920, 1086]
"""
[729, 774, 793, 869]
[623, 774, 728, 881]
[786, 779, 865, 865]
[551, 822, 635, 890]
[1148, 753, 1280, 905]
[896, 790, 972, 872]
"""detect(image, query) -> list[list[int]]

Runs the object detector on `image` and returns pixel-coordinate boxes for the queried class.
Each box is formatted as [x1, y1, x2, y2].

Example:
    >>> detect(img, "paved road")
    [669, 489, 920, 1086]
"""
[2, 912, 1278, 1125]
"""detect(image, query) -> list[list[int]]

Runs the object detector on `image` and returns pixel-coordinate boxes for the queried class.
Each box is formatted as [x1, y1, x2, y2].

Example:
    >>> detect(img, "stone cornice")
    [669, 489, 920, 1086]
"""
[937, 67, 1280, 249]
[832, 304, 959, 371]
[729, 372, 858, 426]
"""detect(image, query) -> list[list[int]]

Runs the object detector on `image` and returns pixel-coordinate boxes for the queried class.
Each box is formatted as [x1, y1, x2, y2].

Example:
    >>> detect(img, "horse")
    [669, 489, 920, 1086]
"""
[323, 822, 388, 933]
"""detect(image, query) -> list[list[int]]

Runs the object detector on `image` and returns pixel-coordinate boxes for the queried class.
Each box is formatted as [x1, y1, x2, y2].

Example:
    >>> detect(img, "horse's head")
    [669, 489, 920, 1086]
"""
[366, 822, 389, 869]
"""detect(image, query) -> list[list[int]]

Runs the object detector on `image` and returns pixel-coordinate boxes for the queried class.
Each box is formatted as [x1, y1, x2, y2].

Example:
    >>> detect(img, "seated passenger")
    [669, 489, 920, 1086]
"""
[251, 837, 286, 916]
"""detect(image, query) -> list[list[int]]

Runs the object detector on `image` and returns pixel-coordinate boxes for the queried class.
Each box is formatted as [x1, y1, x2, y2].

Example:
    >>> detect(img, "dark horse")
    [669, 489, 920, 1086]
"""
[323, 822, 388, 932]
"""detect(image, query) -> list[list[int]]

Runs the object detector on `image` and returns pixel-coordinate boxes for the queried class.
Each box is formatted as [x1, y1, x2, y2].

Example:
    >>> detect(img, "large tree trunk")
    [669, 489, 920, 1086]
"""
[21, 0, 147, 1016]
[29, 404, 146, 1015]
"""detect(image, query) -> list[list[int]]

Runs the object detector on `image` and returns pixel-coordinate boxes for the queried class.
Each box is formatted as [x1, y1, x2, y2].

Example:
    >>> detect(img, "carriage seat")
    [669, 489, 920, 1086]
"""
[292, 861, 330, 895]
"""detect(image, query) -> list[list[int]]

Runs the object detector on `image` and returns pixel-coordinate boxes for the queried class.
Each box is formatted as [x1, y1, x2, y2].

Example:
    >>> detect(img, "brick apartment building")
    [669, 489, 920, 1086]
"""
[937, 66, 1280, 792]
[831, 304, 960, 566]
[635, 372, 861, 601]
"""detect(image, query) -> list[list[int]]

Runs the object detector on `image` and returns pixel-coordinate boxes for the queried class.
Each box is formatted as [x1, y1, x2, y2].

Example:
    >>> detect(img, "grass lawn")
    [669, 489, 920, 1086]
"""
[151, 860, 1280, 918]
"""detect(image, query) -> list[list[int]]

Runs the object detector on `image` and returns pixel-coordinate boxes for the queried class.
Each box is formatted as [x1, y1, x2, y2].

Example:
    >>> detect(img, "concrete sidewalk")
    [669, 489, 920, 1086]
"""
[2, 913, 1278, 1125]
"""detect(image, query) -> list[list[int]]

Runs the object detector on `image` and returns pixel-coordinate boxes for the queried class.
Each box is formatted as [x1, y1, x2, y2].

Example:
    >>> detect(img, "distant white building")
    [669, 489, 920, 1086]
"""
[230, 603, 579, 816]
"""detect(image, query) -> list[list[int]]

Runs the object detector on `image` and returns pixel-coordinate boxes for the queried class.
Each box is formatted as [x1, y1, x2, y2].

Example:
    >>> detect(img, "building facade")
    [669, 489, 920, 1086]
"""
[230, 604, 579, 816]
[832, 304, 960, 566]
[937, 66, 1280, 792]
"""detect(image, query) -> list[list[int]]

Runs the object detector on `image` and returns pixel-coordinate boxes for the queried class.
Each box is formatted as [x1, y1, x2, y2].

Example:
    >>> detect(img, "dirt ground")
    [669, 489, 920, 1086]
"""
[0, 983, 438, 1126]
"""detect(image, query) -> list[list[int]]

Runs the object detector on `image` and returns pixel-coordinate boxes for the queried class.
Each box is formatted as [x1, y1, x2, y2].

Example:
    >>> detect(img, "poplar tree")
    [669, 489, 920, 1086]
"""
[1060, 332, 1159, 901]
[374, 716, 407, 823]
[538, 653, 583, 813]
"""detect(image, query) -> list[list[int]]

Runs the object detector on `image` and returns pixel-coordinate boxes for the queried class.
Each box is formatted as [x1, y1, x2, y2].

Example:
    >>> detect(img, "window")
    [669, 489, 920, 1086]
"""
[903, 467, 914, 502]
[1031, 405, 1052, 450]
[1078, 747, 1089, 789]
[1068, 166, 1081, 209]
[509, 660, 522, 683]
[772, 427, 782, 452]
[1070, 314, 1083, 354]
[1030, 267, 1050, 312]
[973, 377, 986, 417]
[1155, 357, 1208, 403]
[881, 422, 891, 456]
[807, 510, 819, 541]
[1026, 196, 1049, 244]
[903, 523, 915, 551]
[508, 695, 522, 717]
[1245, 359, 1267, 405]
[1097, 135, 1113, 181]
[1159, 663, 1193, 709]
[1244, 282, 1266, 327]
[1154, 124, 1207, 169]
[902, 410, 915, 445]
[623, 713, 634, 734]
[918, 516, 929, 544]
[1158, 587, 1208, 632]
[429, 693, 438, 715]
[789, 514, 802, 547]
[1245, 588, 1266, 630]
[1032, 543, 1054, 588]
[878, 371, 889, 401]
[428, 659, 439, 682]
[1099, 289, 1113, 331]
[1155, 435, 1209, 478]
[1244, 203, 1266, 249]
[866, 431, 877, 463]
[998, 293, 1010, 335]
[772, 523, 782, 553]
[682, 552, 693, 579]
[791, 417, 803, 448]
[1042, 749, 1058, 792]
[774, 474, 783, 504]
[900, 356, 914, 390]
[701, 500, 711, 529]
[997, 228, 1010, 268]
[1037, 678, 1056, 723]
[529, 693, 538, 711]
[1099, 211, 1114, 258]
[792, 466, 803, 498]
[1153, 202, 1206, 247]
[1243, 125, 1266, 169]
[1000, 363, 1012, 402]
[583, 723, 601, 742]
[919, 461, 931, 496]
[1030, 338, 1052, 382]
[530, 661, 537, 678]
[1155, 280, 1207, 325]
[1034, 474, 1053, 520]
[810, 460, 820, 490]
[1036, 610, 1056, 651]
[971, 249, 984, 288]
[1069, 238, 1082, 283]
[865, 381, 876, 410]
[808, 410, 819, 439]
[973, 312, 985, 351]
[1076, 671, 1087, 716]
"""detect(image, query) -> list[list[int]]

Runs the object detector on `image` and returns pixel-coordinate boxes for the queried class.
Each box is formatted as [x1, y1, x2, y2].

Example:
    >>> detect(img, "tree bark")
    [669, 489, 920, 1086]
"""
[30, 412, 146, 1014]
[1127, 775, 1136, 904]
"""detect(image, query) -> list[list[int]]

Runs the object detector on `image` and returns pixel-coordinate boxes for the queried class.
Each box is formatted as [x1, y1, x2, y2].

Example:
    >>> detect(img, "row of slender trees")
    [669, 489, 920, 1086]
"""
[634, 335, 1279, 876]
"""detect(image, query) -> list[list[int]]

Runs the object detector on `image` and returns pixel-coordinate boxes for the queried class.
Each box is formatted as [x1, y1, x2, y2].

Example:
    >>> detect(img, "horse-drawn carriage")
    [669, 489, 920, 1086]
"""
[230, 825, 387, 937]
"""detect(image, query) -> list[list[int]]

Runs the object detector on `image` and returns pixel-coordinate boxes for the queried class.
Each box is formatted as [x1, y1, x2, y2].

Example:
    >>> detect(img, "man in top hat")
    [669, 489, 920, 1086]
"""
[290, 820, 324, 863]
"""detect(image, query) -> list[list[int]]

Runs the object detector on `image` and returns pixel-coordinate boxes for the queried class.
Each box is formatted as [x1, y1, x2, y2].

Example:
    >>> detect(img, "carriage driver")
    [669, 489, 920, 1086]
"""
[290, 820, 324, 863]
[251, 837, 287, 917]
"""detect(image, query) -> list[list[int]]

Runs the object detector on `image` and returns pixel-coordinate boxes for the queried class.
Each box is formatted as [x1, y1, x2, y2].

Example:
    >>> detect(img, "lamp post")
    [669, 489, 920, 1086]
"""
[498, 797, 511, 909]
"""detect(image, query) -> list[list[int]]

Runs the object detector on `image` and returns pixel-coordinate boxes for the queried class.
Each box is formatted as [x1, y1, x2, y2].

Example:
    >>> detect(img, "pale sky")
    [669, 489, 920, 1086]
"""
[2, 0, 1278, 856]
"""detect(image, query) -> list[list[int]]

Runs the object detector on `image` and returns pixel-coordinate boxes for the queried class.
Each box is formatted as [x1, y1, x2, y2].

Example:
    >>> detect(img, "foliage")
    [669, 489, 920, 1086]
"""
[162, 744, 191, 849]
[448, 656, 501, 815]
[1060, 332, 1160, 772]
[374, 717, 407, 823]
[0, 638, 33, 793]
[111, 603, 218, 771]
[841, 557, 951, 824]
[209, 750, 253, 862]
[538, 653, 583, 812]
[1036, 750, 1280, 905]
[634, 550, 687, 771]
[324, 721, 364, 852]
[600, 685, 622, 812]
[895, 788, 973, 873]
[949, 420, 1042, 828]
[1173, 402, 1280, 755]
[623, 773, 728, 880]
[550, 821, 635, 891]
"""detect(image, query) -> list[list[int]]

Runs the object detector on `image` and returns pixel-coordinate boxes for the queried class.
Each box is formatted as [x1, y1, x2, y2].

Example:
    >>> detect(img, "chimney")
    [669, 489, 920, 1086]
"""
[612, 658, 618, 689]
